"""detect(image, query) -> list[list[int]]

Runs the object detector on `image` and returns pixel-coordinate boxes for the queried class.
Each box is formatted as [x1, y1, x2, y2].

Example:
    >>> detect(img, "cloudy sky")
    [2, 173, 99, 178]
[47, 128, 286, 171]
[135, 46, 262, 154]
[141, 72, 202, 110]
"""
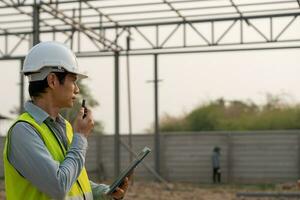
[1, 48, 300, 134]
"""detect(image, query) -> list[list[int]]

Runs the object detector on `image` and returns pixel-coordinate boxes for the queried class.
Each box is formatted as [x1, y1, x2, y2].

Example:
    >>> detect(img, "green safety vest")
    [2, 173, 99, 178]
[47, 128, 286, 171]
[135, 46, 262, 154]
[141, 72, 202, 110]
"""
[3, 112, 93, 200]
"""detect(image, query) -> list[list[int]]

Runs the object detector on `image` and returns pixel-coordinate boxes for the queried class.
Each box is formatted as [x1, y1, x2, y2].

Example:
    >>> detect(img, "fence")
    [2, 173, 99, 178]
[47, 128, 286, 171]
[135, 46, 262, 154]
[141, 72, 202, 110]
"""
[0, 130, 300, 184]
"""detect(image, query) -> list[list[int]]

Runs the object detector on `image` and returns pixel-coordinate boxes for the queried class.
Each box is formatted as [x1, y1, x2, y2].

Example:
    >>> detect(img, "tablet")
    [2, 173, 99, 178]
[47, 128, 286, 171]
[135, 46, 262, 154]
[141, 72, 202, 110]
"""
[106, 146, 151, 195]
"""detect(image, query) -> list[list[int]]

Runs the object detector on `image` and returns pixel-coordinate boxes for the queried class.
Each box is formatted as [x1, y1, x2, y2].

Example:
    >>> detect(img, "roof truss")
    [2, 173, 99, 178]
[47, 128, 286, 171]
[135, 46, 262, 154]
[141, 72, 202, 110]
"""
[1, 0, 300, 58]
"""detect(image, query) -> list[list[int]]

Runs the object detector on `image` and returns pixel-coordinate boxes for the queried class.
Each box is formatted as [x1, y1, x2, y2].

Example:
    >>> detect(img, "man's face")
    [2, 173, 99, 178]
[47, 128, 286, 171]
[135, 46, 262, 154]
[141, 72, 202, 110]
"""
[53, 73, 79, 108]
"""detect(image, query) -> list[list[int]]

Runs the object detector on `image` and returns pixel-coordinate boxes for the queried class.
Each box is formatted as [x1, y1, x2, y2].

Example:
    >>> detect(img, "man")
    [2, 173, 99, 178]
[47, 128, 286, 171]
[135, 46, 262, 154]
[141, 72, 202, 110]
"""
[212, 146, 221, 184]
[3, 41, 130, 200]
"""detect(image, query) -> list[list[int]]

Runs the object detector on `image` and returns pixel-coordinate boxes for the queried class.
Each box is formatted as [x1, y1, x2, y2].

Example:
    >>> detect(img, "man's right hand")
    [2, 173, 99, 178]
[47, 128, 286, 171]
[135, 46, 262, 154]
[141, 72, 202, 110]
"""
[74, 107, 94, 137]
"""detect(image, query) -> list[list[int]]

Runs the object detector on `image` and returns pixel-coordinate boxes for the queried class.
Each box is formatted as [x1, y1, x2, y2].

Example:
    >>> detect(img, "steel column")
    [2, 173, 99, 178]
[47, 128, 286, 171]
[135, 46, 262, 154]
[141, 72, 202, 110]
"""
[114, 51, 120, 177]
[126, 35, 133, 164]
[32, 0, 40, 45]
[154, 54, 160, 175]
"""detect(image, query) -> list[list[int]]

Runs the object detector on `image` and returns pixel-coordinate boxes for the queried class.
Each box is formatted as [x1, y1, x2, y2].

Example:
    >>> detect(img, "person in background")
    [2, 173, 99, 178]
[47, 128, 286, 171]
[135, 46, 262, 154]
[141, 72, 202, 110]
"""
[212, 146, 221, 184]
[3, 41, 130, 200]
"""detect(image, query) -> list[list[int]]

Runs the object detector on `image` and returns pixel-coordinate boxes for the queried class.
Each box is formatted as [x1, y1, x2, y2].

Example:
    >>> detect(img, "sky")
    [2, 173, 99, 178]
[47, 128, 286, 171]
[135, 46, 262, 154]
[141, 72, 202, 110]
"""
[1, 1, 300, 134]
[1, 48, 300, 135]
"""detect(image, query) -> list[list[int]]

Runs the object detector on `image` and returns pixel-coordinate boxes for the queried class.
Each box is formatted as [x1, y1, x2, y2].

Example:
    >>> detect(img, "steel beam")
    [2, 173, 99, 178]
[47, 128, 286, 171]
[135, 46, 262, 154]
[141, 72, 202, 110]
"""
[40, 4, 122, 51]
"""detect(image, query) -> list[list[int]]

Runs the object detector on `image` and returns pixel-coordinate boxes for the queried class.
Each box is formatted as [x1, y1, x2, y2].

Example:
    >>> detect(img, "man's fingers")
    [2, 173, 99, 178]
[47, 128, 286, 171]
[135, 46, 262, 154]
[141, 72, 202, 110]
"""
[112, 187, 125, 199]
[115, 187, 124, 193]
[85, 109, 93, 119]
[123, 177, 129, 187]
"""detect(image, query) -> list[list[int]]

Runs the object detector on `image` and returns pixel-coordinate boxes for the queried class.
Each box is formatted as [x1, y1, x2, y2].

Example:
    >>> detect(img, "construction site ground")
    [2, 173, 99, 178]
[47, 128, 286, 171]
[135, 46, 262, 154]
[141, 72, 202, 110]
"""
[1, 180, 300, 199]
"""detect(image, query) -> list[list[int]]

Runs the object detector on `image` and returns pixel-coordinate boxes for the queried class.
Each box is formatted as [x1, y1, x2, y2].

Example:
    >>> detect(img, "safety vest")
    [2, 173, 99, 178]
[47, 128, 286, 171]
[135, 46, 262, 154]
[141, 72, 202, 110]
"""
[3, 112, 93, 200]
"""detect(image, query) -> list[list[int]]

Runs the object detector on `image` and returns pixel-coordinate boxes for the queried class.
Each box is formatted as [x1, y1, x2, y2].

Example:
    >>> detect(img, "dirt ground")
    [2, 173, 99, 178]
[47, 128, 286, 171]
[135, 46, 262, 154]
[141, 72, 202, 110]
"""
[127, 182, 236, 200]
[126, 181, 300, 200]
[0, 182, 236, 200]
[1, 180, 300, 200]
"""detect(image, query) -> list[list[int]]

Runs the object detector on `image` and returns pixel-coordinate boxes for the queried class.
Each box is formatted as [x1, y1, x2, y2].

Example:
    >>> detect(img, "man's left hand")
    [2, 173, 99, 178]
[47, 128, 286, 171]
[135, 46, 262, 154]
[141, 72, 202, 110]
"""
[111, 176, 130, 200]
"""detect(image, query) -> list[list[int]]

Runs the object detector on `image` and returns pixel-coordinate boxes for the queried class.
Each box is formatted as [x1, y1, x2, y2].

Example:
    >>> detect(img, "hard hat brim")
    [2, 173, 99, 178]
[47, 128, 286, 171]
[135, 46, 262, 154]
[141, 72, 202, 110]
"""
[26, 66, 88, 82]
[76, 73, 88, 80]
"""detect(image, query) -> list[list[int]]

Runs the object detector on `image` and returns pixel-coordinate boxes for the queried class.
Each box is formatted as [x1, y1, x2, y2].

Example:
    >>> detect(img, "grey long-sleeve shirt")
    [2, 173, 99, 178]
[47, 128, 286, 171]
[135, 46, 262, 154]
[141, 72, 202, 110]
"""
[8, 101, 110, 200]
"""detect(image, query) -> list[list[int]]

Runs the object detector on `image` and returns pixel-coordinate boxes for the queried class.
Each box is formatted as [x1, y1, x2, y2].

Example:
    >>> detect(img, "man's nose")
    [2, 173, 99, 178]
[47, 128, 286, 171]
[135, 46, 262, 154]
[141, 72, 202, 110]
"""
[74, 83, 80, 94]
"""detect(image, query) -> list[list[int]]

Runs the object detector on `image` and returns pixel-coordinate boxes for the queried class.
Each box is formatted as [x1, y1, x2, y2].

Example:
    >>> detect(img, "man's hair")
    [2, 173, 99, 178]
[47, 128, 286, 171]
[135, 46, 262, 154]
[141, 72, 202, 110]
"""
[29, 72, 68, 97]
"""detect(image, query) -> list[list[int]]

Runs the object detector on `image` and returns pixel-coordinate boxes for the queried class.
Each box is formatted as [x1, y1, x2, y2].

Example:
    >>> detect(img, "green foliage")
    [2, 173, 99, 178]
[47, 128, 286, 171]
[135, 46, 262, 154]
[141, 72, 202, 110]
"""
[159, 95, 300, 132]
[60, 80, 104, 134]
[159, 114, 187, 132]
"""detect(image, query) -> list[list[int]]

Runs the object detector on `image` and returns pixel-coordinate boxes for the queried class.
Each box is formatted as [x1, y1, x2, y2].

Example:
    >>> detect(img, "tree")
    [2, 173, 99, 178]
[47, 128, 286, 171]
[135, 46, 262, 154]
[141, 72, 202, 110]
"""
[156, 95, 300, 132]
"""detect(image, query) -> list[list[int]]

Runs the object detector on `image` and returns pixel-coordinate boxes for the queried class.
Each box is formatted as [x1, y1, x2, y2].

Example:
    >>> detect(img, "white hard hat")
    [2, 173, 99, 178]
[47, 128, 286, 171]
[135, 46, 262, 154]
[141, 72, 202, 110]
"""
[22, 41, 87, 82]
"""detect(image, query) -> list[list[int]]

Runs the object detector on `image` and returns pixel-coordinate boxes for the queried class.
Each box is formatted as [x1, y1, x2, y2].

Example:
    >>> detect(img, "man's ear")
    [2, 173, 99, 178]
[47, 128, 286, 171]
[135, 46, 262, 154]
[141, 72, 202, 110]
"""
[47, 73, 58, 89]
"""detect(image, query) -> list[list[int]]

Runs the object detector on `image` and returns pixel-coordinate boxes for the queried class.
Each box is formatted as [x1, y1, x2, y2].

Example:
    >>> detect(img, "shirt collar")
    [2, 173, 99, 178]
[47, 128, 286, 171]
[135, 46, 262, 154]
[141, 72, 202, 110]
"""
[24, 101, 64, 125]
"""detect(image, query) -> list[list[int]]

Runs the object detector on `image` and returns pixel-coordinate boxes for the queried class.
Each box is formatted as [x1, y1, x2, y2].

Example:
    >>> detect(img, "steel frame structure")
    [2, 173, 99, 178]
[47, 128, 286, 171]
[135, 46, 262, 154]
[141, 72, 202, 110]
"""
[2, 0, 300, 58]
[2, 0, 300, 178]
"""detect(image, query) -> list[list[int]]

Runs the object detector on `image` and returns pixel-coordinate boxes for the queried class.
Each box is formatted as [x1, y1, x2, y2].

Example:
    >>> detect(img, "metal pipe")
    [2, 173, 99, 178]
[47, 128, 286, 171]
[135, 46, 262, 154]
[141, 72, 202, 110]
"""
[72, 44, 300, 58]
[33, 0, 40, 45]
[126, 35, 133, 164]
[114, 51, 120, 178]
[154, 54, 160, 175]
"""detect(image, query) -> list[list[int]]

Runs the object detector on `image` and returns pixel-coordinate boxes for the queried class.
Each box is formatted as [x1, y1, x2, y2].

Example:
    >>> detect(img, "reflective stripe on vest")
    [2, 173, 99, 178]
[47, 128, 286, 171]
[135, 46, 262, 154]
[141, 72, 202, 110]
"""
[3, 112, 92, 200]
